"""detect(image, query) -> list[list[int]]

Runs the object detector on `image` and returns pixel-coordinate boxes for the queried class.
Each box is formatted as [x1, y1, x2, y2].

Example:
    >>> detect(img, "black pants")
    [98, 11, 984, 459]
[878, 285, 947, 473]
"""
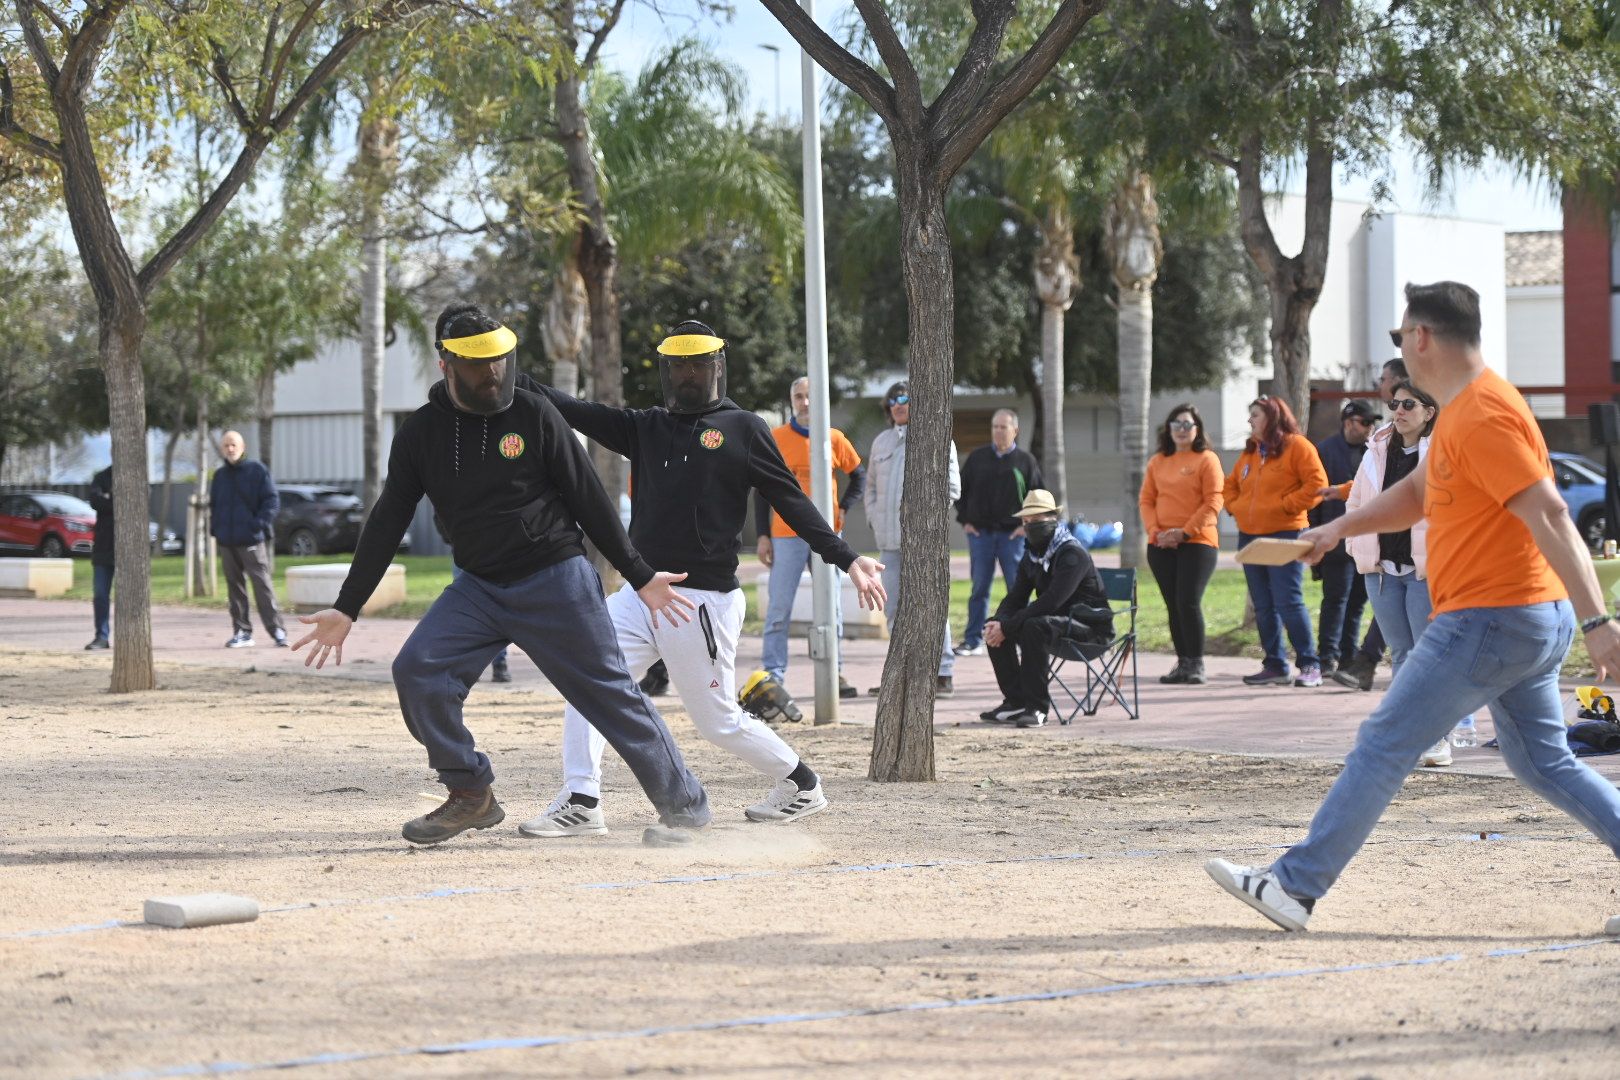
[1145, 542, 1218, 659]
[1315, 547, 1367, 667]
[988, 619, 1051, 710]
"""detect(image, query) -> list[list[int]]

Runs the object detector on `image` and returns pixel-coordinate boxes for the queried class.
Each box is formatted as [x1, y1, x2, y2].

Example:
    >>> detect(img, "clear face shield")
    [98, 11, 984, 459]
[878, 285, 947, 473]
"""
[437, 325, 519, 415]
[655, 331, 727, 414]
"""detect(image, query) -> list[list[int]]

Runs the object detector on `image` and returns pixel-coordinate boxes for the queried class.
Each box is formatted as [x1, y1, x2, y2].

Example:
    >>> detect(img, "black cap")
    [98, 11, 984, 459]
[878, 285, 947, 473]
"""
[1342, 399, 1382, 423]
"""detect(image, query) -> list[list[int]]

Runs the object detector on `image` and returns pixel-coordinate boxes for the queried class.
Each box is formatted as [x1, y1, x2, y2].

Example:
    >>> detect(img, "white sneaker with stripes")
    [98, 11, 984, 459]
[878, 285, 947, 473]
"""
[744, 780, 828, 823]
[1205, 858, 1313, 931]
[517, 790, 608, 838]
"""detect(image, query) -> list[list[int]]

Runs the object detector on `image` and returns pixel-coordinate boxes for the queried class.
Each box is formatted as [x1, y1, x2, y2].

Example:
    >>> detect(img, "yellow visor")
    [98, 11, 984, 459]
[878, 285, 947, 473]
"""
[438, 326, 517, 359]
[656, 333, 725, 357]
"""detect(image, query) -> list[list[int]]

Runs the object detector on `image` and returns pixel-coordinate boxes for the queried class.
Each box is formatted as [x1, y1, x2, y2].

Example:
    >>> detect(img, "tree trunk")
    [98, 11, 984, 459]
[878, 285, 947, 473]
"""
[357, 105, 399, 512]
[1033, 205, 1077, 510]
[541, 255, 588, 397]
[870, 146, 951, 784]
[256, 358, 277, 472]
[103, 313, 155, 692]
[1105, 172, 1162, 570]
[1268, 280, 1315, 429]
[161, 427, 180, 539]
[556, 37, 626, 593]
[191, 397, 212, 597]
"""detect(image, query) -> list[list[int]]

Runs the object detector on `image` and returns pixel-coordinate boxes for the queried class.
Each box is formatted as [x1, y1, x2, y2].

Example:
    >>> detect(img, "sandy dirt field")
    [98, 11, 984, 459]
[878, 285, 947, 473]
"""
[3, 646, 1619, 1079]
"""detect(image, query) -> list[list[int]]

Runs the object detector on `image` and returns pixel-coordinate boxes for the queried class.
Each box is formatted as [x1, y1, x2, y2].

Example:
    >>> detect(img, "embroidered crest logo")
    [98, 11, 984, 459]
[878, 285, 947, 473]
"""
[499, 433, 526, 459]
[699, 428, 725, 450]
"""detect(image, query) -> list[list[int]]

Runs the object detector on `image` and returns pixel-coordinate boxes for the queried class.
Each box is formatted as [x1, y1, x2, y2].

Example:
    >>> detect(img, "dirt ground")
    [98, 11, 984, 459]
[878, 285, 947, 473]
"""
[3, 646, 1619, 1079]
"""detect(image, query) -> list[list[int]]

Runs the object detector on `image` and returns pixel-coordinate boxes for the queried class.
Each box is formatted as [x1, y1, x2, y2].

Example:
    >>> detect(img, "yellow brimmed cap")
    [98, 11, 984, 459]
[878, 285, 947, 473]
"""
[656, 333, 725, 357]
[437, 325, 518, 359]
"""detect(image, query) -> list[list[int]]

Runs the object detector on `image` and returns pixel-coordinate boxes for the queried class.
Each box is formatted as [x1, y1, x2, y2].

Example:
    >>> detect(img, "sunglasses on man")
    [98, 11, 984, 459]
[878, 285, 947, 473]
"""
[887, 393, 910, 407]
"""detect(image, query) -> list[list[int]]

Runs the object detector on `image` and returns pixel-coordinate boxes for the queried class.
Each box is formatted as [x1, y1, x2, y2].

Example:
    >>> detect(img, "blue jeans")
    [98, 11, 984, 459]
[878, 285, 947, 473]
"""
[1273, 600, 1620, 899]
[92, 563, 114, 641]
[761, 534, 843, 683]
[964, 528, 1024, 648]
[1364, 572, 1474, 725]
[450, 562, 507, 664]
[1238, 530, 1318, 670]
[879, 549, 954, 677]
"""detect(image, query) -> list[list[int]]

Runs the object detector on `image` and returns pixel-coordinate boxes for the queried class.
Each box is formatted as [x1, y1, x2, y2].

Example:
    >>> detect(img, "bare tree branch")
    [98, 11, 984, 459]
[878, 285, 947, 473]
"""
[0, 51, 62, 161]
[58, 0, 133, 97]
[209, 42, 253, 130]
[925, 0, 1017, 139]
[27, 0, 69, 38]
[758, 0, 898, 128]
[934, 0, 1104, 182]
[852, 0, 923, 129]
[1233, 131, 1283, 281]
[13, 0, 62, 90]
[581, 0, 628, 73]
[262, 0, 328, 127]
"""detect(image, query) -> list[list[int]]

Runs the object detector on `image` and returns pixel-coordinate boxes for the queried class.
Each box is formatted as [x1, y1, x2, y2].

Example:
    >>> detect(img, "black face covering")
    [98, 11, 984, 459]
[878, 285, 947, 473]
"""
[660, 355, 724, 415]
[1024, 520, 1059, 554]
[446, 355, 516, 415]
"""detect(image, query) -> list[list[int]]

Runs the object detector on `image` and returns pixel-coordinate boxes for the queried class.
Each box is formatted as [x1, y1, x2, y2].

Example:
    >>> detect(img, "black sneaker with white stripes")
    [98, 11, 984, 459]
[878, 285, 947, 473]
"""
[518, 790, 608, 838]
[1205, 858, 1314, 931]
[744, 780, 828, 823]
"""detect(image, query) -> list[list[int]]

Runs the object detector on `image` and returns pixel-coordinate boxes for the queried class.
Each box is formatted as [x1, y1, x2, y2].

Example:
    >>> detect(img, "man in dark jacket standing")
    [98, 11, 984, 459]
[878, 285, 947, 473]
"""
[955, 408, 1042, 656]
[85, 465, 115, 650]
[210, 430, 286, 648]
[982, 490, 1107, 729]
[292, 302, 711, 847]
[1310, 400, 1379, 675]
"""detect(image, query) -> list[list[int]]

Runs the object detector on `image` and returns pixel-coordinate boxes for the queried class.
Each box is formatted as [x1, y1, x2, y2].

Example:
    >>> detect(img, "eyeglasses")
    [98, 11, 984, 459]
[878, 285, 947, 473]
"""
[1391, 398, 1424, 412]
[887, 394, 909, 407]
[1169, 420, 1197, 431]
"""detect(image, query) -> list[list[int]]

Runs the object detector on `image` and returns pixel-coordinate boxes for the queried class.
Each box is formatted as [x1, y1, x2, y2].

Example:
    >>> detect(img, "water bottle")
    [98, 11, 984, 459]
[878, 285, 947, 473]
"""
[1451, 717, 1478, 748]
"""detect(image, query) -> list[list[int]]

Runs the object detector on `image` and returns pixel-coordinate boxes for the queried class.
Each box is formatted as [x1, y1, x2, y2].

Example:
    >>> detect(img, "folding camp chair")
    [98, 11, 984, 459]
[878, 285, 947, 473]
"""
[1046, 567, 1139, 723]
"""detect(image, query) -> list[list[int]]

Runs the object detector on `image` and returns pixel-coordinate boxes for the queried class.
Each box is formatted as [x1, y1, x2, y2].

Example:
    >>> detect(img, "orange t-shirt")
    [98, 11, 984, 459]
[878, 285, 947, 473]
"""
[1423, 368, 1566, 614]
[770, 424, 862, 538]
[1139, 449, 1225, 547]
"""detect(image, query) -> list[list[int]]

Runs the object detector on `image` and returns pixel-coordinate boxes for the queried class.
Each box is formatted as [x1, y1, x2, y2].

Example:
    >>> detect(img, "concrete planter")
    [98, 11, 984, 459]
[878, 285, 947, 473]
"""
[285, 563, 406, 616]
[0, 558, 74, 598]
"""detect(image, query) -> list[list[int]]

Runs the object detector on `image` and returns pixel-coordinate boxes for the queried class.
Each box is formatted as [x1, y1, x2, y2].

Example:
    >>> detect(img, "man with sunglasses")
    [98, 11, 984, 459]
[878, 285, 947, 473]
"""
[1311, 399, 1382, 678]
[865, 380, 961, 695]
[1208, 280, 1620, 933]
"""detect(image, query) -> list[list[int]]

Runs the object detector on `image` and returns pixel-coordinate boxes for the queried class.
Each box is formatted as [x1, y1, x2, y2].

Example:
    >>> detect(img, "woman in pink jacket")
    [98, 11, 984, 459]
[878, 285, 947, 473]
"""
[1345, 379, 1473, 767]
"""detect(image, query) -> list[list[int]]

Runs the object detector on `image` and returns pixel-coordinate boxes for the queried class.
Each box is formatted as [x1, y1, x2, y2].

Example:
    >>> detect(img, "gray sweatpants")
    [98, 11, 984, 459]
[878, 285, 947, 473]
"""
[220, 541, 284, 637]
[393, 555, 710, 827]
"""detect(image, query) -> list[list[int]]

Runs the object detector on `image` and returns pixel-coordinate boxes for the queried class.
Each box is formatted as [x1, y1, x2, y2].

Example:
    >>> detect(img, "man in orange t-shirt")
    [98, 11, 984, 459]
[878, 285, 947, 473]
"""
[1207, 280, 1620, 934]
[756, 376, 866, 698]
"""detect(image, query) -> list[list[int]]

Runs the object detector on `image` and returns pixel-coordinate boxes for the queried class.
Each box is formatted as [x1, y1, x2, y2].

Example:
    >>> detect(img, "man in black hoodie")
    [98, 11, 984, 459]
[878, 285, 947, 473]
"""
[517, 320, 886, 837]
[293, 303, 710, 847]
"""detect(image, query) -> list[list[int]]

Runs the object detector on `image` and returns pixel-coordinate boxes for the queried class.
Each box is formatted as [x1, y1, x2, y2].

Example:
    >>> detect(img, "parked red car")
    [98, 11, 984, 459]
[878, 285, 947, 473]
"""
[0, 490, 96, 557]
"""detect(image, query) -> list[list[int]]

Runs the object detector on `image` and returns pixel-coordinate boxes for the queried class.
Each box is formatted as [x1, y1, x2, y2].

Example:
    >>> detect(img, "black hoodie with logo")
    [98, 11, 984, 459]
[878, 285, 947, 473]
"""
[334, 380, 654, 619]
[524, 376, 857, 593]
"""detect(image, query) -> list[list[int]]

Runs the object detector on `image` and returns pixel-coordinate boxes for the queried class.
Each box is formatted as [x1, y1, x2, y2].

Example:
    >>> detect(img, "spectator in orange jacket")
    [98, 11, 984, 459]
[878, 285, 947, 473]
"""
[1224, 395, 1328, 687]
[1139, 404, 1224, 685]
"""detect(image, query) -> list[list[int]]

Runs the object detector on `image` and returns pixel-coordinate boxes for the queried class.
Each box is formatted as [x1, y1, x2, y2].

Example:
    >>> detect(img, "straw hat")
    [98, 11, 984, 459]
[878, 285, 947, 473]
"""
[1012, 489, 1061, 518]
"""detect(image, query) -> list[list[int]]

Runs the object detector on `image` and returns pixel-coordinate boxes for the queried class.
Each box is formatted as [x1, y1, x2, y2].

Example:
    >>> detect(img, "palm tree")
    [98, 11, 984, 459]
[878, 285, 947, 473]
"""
[1104, 171, 1163, 569]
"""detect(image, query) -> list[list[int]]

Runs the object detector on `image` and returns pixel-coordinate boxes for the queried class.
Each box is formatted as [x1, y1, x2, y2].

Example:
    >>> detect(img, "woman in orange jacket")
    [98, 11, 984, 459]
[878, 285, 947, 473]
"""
[1139, 404, 1224, 685]
[1224, 396, 1328, 687]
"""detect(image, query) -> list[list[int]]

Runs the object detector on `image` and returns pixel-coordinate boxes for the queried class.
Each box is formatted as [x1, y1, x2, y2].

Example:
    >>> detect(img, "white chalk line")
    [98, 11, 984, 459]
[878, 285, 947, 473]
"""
[0, 832, 1573, 943]
[98, 937, 1620, 1079]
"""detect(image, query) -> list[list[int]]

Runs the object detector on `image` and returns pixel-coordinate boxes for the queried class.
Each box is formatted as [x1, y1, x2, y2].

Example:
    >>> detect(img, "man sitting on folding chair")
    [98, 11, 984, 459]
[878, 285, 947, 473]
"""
[980, 490, 1108, 729]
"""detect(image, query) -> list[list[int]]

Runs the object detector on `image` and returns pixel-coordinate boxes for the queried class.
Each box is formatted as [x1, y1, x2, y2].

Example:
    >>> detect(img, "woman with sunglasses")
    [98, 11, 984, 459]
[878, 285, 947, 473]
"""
[1345, 380, 1474, 766]
[1225, 395, 1329, 686]
[1139, 404, 1225, 683]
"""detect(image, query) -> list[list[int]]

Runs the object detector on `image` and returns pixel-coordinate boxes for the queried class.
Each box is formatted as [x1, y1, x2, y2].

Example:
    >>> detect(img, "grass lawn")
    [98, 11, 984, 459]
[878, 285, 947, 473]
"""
[51, 553, 1598, 677]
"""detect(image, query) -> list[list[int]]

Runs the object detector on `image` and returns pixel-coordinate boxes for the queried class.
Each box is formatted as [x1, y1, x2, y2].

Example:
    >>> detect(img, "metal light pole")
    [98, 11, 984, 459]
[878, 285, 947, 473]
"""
[759, 43, 782, 118]
[798, 0, 839, 723]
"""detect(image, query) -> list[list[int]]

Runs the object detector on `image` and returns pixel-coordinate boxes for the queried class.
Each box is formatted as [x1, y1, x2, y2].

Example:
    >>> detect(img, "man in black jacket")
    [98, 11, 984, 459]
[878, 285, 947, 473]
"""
[955, 409, 1042, 656]
[293, 303, 711, 847]
[210, 430, 287, 648]
[86, 465, 115, 650]
[1311, 399, 1379, 675]
[517, 320, 886, 838]
[982, 490, 1107, 729]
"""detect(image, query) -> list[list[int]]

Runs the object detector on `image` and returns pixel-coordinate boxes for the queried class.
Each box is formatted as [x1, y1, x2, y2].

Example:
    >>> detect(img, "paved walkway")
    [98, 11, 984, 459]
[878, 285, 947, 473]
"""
[7, 593, 1619, 785]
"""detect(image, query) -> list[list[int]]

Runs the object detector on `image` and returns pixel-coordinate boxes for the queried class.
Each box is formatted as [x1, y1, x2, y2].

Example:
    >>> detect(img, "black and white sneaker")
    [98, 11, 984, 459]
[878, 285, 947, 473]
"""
[744, 780, 828, 823]
[225, 631, 255, 649]
[980, 701, 1025, 724]
[1014, 708, 1048, 728]
[517, 790, 608, 838]
[1205, 858, 1313, 931]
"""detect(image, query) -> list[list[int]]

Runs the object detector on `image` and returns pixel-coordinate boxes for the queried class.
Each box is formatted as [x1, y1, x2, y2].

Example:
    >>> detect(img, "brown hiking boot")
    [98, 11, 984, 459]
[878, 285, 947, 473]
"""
[402, 787, 505, 845]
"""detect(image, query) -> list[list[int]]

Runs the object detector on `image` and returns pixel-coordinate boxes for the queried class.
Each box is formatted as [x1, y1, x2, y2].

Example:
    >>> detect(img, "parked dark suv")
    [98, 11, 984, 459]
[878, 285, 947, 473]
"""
[272, 485, 410, 556]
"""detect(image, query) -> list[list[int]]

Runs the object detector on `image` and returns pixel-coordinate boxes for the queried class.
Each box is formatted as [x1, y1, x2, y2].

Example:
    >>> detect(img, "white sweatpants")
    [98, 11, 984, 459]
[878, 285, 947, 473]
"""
[562, 583, 800, 799]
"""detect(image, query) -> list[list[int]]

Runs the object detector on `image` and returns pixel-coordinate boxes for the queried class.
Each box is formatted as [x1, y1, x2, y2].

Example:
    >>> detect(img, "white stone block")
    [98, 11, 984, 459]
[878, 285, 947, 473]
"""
[0, 558, 74, 598]
[754, 570, 887, 639]
[285, 562, 406, 615]
[143, 893, 260, 929]
[1605, 914, 1620, 937]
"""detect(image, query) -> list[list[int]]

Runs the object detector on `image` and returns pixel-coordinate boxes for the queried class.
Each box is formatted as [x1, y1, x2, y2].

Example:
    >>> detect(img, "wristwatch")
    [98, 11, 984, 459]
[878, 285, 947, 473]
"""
[1580, 613, 1613, 634]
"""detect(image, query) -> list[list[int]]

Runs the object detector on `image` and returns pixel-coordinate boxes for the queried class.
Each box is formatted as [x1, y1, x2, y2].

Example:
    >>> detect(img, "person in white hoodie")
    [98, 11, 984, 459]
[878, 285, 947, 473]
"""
[864, 379, 962, 696]
[1341, 379, 1474, 767]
